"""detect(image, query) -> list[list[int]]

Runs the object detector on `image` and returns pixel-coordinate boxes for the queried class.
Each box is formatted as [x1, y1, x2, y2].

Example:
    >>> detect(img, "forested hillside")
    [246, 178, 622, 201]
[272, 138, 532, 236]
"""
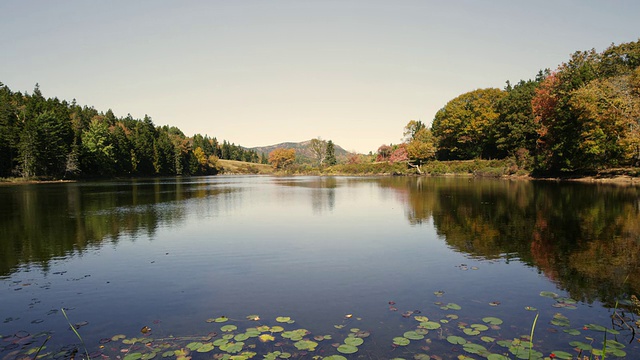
[390, 39, 640, 174]
[0, 84, 261, 178]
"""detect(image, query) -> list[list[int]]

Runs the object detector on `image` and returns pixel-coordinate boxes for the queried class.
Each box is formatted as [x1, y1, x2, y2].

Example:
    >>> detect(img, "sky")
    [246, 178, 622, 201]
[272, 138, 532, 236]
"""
[1, 1, 639, 154]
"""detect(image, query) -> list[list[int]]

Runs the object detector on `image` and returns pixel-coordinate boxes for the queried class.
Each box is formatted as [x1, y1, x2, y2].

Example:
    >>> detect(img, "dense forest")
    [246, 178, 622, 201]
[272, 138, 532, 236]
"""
[387, 39, 640, 174]
[0, 83, 263, 179]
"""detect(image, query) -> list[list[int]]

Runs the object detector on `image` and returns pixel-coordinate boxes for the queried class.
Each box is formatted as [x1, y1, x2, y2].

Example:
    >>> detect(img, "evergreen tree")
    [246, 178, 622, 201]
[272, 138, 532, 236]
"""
[325, 140, 337, 165]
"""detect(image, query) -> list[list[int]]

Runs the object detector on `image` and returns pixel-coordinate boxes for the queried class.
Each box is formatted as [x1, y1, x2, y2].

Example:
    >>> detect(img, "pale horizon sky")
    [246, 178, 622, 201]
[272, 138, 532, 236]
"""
[1, 1, 639, 154]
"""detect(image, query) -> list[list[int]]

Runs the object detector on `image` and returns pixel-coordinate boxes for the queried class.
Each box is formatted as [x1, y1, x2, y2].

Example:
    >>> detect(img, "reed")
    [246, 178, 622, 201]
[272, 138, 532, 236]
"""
[61, 308, 90, 360]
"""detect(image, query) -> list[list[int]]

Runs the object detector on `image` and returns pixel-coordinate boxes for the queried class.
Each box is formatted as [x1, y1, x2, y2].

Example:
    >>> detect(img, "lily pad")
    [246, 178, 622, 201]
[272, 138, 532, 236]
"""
[562, 328, 580, 336]
[441, 302, 461, 310]
[463, 328, 480, 336]
[196, 343, 214, 353]
[270, 326, 284, 333]
[259, 334, 275, 342]
[549, 351, 573, 360]
[419, 321, 441, 330]
[275, 316, 291, 323]
[471, 324, 489, 331]
[392, 337, 410, 346]
[221, 324, 237, 332]
[344, 337, 364, 346]
[337, 344, 359, 354]
[323, 356, 348, 360]
[294, 340, 318, 351]
[414, 315, 429, 322]
[447, 336, 467, 345]
[219, 341, 244, 354]
[214, 316, 229, 323]
[402, 331, 424, 340]
[234, 333, 249, 341]
[540, 291, 558, 298]
[482, 317, 503, 325]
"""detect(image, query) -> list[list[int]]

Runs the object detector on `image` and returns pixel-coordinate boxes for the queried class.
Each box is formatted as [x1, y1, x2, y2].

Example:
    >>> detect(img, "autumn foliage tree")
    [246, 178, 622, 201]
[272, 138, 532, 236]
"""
[431, 88, 505, 160]
[268, 148, 296, 169]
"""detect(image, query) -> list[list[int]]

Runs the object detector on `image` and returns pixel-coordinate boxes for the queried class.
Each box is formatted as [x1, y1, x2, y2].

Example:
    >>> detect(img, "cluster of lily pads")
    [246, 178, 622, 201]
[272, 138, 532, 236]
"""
[2, 290, 638, 360]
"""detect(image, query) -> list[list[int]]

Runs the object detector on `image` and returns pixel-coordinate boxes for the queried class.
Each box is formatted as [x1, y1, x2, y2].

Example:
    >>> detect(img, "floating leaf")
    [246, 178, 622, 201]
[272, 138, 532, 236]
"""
[196, 343, 214, 353]
[420, 321, 441, 330]
[463, 343, 487, 355]
[446, 335, 467, 345]
[270, 326, 284, 333]
[256, 325, 270, 332]
[275, 317, 291, 323]
[540, 291, 558, 299]
[414, 315, 429, 322]
[480, 336, 495, 343]
[550, 351, 573, 360]
[471, 324, 489, 331]
[221, 325, 237, 332]
[584, 323, 607, 332]
[234, 333, 249, 341]
[482, 317, 503, 325]
[487, 354, 509, 360]
[186, 342, 203, 350]
[294, 340, 318, 351]
[219, 341, 244, 354]
[214, 316, 229, 323]
[434, 290, 445, 296]
[324, 356, 348, 360]
[123, 353, 143, 360]
[246, 315, 260, 321]
[463, 328, 480, 336]
[441, 303, 461, 310]
[403, 331, 424, 340]
[524, 306, 537, 311]
[337, 344, 358, 354]
[111, 334, 126, 341]
[392, 337, 410, 346]
[344, 337, 364, 346]
[563, 329, 580, 336]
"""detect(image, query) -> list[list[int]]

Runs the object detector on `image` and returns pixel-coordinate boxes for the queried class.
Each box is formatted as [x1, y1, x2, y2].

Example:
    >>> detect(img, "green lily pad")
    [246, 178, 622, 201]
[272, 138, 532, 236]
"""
[447, 335, 467, 345]
[337, 344, 359, 354]
[219, 341, 244, 354]
[294, 340, 318, 351]
[186, 342, 203, 350]
[161, 351, 174, 358]
[221, 324, 237, 332]
[419, 321, 441, 330]
[540, 291, 558, 298]
[234, 333, 249, 341]
[270, 326, 284, 333]
[463, 343, 487, 355]
[213, 338, 228, 346]
[482, 317, 503, 325]
[414, 316, 429, 322]
[550, 351, 573, 359]
[214, 316, 229, 323]
[441, 302, 461, 310]
[463, 328, 480, 336]
[323, 356, 348, 360]
[487, 355, 509, 360]
[480, 336, 495, 343]
[392, 337, 410, 346]
[524, 306, 537, 311]
[123, 353, 142, 360]
[276, 316, 291, 323]
[563, 328, 580, 336]
[344, 337, 364, 346]
[471, 324, 489, 331]
[402, 331, 424, 340]
[196, 343, 214, 353]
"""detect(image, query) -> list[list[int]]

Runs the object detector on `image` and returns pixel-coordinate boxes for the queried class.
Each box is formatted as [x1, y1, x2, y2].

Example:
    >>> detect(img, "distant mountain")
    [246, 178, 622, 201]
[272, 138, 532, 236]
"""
[249, 140, 350, 160]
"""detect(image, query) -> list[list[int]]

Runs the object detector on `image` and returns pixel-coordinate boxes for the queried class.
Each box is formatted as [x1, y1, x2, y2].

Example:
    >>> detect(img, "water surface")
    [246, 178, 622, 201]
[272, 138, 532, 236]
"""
[1, 176, 639, 359]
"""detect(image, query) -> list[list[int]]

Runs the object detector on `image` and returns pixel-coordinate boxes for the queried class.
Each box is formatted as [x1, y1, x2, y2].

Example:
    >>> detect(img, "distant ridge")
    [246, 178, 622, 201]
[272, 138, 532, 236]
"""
[249, 140, 350, 160]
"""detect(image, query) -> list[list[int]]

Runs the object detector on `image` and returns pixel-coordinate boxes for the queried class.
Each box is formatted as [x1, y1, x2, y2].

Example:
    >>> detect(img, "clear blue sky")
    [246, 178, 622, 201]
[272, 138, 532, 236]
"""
[1, 1, 639, 153]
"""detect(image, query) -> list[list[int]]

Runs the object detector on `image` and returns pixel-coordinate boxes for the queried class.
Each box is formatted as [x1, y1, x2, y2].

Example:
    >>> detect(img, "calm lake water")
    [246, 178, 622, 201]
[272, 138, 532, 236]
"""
[1, 176, 639, 359]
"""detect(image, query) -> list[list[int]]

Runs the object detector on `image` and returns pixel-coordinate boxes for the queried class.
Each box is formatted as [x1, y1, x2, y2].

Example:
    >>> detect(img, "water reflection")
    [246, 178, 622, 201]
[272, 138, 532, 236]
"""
[0, 178, 235, 276]
[2, 176, 639, 308]
[378, 177, 640, 304]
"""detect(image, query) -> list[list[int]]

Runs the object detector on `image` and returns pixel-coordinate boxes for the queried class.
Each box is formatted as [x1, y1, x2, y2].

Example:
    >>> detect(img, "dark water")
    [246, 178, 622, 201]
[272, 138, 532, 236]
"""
[1, 176, 639, 359]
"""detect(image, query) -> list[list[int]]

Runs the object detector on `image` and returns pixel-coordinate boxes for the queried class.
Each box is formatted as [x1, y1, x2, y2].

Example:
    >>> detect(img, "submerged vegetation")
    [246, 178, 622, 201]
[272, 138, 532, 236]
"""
[2, 290, 639, 359]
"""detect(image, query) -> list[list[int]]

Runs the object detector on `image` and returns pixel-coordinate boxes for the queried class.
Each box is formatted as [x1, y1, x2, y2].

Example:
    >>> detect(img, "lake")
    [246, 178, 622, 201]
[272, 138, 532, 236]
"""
[1, 176, 639, 359]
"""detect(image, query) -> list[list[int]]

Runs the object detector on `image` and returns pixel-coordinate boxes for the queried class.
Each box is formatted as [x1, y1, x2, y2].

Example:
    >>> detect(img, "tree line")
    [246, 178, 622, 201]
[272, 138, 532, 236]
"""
[0, 83, 263, 178]
[382, 39, 640, 173]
